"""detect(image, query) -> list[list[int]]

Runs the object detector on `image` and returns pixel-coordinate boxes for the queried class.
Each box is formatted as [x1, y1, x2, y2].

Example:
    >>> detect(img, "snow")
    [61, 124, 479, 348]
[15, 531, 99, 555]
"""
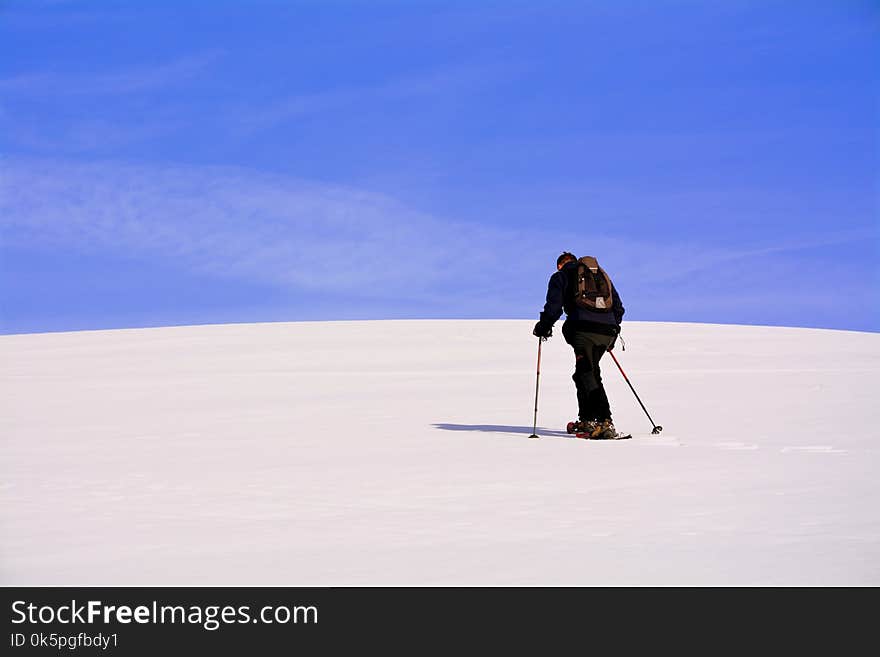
[2, 320, 878, 585]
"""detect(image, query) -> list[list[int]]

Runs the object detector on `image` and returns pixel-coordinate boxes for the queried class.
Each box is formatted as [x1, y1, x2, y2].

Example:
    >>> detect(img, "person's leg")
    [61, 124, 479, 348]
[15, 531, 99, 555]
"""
[562, 325, 589, 421]
[572, 352, 593, 421]
[588, 341, 612, 421]
[569, 332, 604, 422]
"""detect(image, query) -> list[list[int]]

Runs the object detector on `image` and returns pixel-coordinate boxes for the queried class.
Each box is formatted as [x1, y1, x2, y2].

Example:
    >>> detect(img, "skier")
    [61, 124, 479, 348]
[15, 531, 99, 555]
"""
[532, 251, 625, 439]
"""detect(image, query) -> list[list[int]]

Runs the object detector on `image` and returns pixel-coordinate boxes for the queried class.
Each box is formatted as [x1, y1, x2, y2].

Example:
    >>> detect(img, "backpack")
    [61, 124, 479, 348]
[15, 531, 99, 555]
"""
[572, 256, 614, 312]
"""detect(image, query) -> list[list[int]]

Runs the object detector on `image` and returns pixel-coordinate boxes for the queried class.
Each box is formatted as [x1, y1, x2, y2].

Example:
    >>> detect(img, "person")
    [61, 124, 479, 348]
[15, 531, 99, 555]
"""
[533, 251, 625, 439]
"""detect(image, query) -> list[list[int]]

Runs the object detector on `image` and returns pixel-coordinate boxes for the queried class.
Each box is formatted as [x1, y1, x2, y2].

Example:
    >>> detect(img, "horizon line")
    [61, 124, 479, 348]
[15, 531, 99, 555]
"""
[2, 317, 877, 338]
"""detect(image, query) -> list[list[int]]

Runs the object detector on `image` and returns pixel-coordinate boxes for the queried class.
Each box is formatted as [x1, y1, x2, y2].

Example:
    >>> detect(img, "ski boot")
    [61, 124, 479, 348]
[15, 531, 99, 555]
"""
[567, 419, 604, 438]
[595, 419, 624, 440]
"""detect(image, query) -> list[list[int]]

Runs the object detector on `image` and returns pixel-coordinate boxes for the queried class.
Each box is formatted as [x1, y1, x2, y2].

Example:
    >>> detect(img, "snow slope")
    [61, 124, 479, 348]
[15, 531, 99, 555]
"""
[2, 320, 878, 585]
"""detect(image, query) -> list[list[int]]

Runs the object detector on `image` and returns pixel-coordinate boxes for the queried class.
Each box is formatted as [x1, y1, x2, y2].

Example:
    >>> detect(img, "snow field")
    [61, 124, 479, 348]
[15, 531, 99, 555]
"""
[2, 320, 878, 585]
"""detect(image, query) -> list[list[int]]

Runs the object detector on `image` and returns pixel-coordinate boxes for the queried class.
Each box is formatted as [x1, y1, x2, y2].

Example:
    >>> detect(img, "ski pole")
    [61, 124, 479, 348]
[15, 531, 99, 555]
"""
[607, 349, 663, 434]
[528, 337, 545, 439]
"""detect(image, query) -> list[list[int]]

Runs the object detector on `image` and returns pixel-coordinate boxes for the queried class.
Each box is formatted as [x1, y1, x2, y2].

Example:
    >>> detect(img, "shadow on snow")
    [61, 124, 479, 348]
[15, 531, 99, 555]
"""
[432, 423, 571, 438]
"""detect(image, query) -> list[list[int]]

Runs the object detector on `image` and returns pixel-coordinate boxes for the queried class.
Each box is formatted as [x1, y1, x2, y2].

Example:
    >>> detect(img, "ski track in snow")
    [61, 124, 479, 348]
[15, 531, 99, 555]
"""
[2, 320, 879, 585]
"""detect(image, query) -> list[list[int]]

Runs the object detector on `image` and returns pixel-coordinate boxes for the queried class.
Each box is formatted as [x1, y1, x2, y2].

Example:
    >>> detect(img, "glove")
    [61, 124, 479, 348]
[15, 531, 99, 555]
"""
[533, 321, 552, 338]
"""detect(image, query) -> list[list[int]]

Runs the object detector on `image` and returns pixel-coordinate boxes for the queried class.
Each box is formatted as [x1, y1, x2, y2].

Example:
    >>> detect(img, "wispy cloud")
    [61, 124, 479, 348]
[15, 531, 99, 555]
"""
[1, 158, 874, 324]
[637, 229, 877, 286]
[5, 117, 188, 154]
[0, 53, 215, 154]
[0, 158, 575, 308]
[230, 62, 525, 135]
[1, 56, 519, 156]
[0, 51, 221, 97]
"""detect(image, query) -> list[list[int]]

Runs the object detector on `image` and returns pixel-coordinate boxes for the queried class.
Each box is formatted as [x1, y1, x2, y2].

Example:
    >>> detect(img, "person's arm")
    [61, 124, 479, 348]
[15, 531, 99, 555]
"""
[534, 272, 565, 336]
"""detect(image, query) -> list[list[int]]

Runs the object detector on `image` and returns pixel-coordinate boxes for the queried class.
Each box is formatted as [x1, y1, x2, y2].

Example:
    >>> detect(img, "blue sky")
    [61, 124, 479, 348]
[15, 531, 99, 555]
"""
[1, 0, 877, 333]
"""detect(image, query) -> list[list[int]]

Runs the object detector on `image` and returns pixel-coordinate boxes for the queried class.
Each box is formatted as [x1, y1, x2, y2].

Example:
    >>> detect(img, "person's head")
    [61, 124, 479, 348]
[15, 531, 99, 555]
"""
[557, 251, 576, 270]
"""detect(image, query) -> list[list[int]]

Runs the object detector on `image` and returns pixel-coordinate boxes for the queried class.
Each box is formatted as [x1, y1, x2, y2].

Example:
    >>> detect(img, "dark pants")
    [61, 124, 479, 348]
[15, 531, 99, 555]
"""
[562, 325, 615, 422]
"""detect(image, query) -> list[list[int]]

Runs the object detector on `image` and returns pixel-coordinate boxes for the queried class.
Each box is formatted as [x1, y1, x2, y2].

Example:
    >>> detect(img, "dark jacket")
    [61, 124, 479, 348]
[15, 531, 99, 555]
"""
[538, 260, 625, 336]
